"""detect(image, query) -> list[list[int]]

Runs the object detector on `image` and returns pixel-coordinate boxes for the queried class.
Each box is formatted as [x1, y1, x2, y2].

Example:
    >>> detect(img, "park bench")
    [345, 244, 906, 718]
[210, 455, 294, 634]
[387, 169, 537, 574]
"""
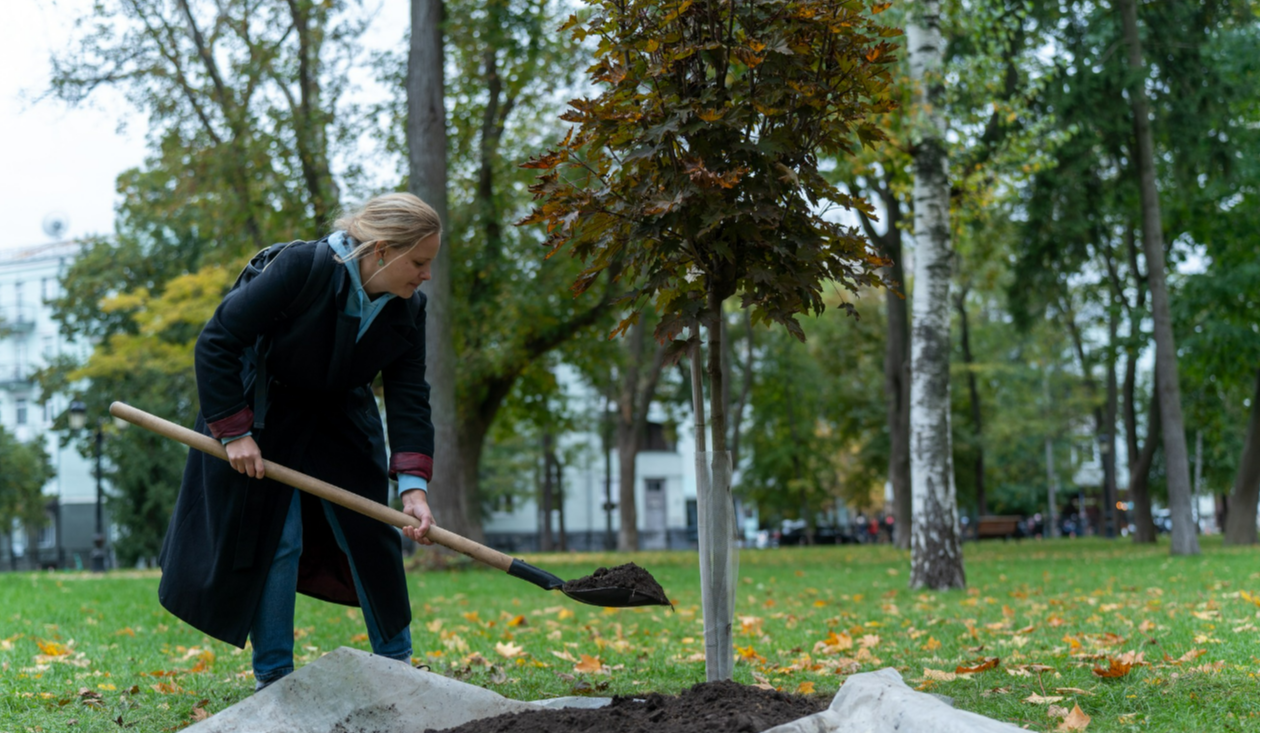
[975, 515, 1022, 540]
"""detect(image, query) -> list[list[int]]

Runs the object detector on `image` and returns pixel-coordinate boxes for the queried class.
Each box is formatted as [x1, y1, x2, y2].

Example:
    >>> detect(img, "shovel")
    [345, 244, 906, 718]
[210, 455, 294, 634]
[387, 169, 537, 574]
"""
[109, 402, 669, 609]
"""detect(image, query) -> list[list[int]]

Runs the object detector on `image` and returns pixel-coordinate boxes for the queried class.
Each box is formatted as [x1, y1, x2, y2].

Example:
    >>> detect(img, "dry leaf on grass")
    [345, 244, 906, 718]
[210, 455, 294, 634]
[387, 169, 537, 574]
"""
[1163, 648, 1206, 665]
[1057, 703, 1091, 730]
[1024, 693, 1064, 704]
[796, 681, 815, 694]
[1091, 657, 1133, 679]
[574, 654, 603, 674]
[956, 656, 1000, 674]
[494, 642, 524, 659]
[1055, 687, 1093, 696]
[923, 668, 958, 682]
[551, 650, 577, 662]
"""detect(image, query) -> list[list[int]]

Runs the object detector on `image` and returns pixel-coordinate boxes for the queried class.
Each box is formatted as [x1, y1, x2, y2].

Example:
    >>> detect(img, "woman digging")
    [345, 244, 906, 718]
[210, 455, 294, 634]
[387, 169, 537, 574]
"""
[158, 192, 440, 691]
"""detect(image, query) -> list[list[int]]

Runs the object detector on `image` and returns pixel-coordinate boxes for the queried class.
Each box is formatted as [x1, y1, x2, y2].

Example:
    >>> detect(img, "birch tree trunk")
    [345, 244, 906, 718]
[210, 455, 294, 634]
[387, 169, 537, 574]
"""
[1224, 378, 1259, 545]
[410, 0, 478, 540]
[907, 0, 965, 590]
[1117, 0, 1198, 556]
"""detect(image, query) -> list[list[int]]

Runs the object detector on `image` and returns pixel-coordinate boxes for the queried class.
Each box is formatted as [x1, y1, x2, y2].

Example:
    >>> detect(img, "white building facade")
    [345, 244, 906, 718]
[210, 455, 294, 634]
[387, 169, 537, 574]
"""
[0, 240, 102, 570]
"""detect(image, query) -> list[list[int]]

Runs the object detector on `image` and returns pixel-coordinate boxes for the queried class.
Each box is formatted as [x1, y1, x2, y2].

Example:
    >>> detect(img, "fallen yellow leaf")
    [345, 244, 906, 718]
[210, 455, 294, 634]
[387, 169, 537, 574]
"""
[574, 654, 603, 674]
[1057, 703, 1091, 730]
[551, 650, 577, 662]
[923, 668, 958, 682]
[796, 681, 815, 694]
[36, 640, 69, 657]
[921, 636, 942, 651]
[1025, 693, 1064, 704]
[956, 656, 1000, 674]
[494, 642, 524, 658]
[1091, 657, 1132, 679]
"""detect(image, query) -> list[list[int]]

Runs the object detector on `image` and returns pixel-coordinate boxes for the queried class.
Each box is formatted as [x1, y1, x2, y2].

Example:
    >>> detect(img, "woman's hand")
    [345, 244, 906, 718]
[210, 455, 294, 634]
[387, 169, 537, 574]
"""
[400, 490, 434, 546]
[225, 436, 266, 479]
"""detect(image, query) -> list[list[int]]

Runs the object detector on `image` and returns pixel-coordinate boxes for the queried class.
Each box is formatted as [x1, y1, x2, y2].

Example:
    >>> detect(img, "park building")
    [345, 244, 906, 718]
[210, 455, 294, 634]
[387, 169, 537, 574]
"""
[480, 363, 709, 552]
[0, 239, 109, 571]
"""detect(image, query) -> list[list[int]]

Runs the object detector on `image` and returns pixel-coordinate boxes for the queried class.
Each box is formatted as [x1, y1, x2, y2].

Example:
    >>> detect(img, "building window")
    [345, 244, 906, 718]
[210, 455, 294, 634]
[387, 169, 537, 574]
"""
[42, 277, 55, 302]
[645, 478, 665, 493]
[641, 422, 677, 452]
[15, 398, 27, 425]
[14, 281, 23, 322]
[38, 517, 56, 549]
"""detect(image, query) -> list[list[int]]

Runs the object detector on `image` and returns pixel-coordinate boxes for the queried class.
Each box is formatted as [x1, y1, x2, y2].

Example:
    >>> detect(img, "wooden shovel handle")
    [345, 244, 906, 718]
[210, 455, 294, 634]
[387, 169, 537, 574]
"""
[108, 402, 514, 572]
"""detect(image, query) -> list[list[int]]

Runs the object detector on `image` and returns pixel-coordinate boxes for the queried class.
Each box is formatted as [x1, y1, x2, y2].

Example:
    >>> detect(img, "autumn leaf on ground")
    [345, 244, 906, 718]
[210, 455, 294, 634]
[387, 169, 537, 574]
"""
[1024, 693, 1064, 704]
[923, 668, 959, 682]
[1164, 648, 1206, 665]
[36, 640, 70, 656]
[956, 656, 1000, 674]
[796, 681, 815, 694]
[1057, 703, 1091, 730]
[1240, 591, 1259, 607]
[814, 631, 853, 654]
[1055, 687, 1094, 696]
[921, 636, 941, 651]
[191, 706, 211, 722]
[114, 628, 136, 637]
[1138, 620, 1157, 633]
[551, 650, 577, 662]
[1091, 657, 1133, 678]
[1187, 661, 1226, 675]
[859, 634, 880, 649]
[495, 642, 524, 659]
[574, 654, 603, 674]
[507, 615, 527, 628]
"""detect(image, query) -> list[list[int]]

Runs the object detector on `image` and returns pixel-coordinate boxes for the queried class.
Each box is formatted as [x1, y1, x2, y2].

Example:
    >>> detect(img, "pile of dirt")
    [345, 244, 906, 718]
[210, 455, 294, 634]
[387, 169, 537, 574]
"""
[561, 563, 668, 604]
[426, 680, 826, 733]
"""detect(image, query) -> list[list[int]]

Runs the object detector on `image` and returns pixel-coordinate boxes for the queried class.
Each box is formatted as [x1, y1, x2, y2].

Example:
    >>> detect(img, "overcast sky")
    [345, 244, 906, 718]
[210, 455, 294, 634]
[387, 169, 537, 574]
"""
[1, 0, 407, 248]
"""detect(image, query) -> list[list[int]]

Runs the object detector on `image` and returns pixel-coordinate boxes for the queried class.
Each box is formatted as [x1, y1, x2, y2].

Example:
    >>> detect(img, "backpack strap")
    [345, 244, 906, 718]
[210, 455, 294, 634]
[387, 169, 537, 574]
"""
[252, 238, 337, 432]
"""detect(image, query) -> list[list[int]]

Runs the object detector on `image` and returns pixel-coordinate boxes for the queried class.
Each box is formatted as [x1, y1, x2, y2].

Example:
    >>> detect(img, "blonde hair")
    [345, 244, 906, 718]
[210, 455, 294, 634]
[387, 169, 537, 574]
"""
[333, 192, 442, 262]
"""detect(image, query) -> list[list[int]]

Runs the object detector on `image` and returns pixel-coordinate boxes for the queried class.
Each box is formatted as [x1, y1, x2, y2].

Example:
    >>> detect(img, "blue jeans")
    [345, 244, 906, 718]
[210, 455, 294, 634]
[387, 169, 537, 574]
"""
[249, 490, 412, 686]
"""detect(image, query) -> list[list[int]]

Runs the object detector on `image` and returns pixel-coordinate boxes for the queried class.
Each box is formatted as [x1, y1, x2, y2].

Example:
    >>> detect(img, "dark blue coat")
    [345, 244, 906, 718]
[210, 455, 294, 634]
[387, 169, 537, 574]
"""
[158, 239, 434, 648]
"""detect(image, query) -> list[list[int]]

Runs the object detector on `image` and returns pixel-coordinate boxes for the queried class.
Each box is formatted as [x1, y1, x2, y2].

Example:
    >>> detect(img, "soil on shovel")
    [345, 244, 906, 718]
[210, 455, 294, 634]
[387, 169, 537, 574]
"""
[561, 563, 668, 604]
[427, 680, 827, 733]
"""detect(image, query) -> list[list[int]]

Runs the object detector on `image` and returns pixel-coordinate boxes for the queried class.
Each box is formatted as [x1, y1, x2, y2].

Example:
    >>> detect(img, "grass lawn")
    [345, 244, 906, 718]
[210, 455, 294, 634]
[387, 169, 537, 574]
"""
[1, 536, 1256, 732]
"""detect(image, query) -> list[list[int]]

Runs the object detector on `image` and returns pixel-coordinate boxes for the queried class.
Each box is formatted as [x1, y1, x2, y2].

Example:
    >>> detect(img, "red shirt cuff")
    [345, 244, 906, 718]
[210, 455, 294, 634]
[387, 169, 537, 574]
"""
[390, 452, 433, 482]
[208, 407, 254, 439]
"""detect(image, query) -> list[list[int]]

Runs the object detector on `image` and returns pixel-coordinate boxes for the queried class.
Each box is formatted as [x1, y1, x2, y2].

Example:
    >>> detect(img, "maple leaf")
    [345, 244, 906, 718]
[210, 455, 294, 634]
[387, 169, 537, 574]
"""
[574, 654, 604, 674]
[1057, 703, 1091, 730]
[191, 707, 211, 722]
[495, 642, 524, 658]
[1165, 648, 1206, 665]
[858, 634, 880, 649]
[1091, 657, 1133, 679]
[551, 650, 577, 662]
[796, 681, 816, 694]
[923, 668, 958, 682]
[956, 657, 1000, 674]
[921, 637, 941, 651]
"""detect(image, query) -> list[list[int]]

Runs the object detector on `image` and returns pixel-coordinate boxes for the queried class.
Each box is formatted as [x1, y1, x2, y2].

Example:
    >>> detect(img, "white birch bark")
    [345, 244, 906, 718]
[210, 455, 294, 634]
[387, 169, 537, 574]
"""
[907, 0, 965, 590]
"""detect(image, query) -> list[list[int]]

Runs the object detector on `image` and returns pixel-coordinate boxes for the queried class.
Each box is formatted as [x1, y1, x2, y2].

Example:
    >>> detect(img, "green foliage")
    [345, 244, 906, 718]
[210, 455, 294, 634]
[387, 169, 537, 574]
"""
[521, 0, 900, 340]
[0, 427, 55, 537]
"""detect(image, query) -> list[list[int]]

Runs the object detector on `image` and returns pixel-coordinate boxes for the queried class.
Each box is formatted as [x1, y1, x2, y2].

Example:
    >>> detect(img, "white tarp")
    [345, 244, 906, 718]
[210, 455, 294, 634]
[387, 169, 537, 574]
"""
[188, 648, 1023, 733]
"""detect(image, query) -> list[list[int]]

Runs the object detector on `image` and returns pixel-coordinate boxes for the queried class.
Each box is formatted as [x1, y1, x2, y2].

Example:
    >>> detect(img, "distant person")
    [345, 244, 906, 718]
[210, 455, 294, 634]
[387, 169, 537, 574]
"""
[158, 193, 440, 691]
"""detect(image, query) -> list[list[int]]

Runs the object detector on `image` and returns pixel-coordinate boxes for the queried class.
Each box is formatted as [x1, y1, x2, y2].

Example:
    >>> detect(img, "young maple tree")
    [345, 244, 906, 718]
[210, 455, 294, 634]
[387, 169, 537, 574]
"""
[520, 0, 900, 679]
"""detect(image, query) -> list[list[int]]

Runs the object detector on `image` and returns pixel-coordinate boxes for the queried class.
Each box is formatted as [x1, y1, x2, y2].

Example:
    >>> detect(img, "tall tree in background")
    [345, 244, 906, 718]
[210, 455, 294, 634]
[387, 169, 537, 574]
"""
[616, 319, 667, 551]
[408, 0, 471, 539]
[1116, 0, 1198, 556]
[906, 0, 964, 589]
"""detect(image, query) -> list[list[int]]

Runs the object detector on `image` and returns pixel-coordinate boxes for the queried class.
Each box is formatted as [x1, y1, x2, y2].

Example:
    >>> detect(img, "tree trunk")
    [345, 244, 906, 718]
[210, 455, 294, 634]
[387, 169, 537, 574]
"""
[907, 0, 965, 590]
[1224, 378, 1259, 545]
[410, 0, 475, 540]
[1117, 0, 1198, 556]
[954, 288, 985, 517]
[1128, 390, 1161, 543]
[878, 191, 913, 549]
[539, 431, 555, 552]
[1101, 307, 1119, 538]
[698, 300, 735, 680]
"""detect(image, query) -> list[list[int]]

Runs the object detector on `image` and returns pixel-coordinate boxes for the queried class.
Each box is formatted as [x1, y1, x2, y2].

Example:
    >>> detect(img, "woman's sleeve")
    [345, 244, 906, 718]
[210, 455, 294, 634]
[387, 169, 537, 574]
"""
[382, 293, 435, 482]
[195, 245, 317, 438]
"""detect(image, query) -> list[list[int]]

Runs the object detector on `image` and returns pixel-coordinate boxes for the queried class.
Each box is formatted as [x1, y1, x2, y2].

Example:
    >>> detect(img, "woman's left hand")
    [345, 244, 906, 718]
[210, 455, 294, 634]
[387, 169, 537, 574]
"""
[400, 490, 434, 546]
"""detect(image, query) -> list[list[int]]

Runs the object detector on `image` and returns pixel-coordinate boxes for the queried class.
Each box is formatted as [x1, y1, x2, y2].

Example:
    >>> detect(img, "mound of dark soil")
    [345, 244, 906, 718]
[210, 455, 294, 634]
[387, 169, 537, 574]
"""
[561, 563, 668, 604]
[427, 679, 826, 733]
